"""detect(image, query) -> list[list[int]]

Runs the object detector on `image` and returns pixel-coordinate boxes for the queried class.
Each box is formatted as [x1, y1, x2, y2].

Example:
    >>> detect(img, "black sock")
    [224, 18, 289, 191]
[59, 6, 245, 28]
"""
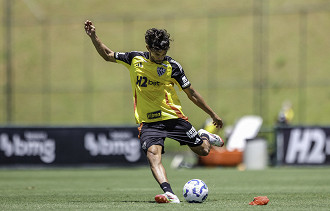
[160, 182, 174, 194]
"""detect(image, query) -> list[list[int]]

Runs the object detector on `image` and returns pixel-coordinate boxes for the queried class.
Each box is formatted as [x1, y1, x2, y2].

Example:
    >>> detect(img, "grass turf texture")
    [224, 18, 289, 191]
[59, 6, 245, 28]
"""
[1, 161, 330, 210]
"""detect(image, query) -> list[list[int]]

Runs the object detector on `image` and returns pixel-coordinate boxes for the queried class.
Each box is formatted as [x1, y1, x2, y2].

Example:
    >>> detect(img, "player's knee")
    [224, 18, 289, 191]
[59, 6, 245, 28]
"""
[200, 147, 210, 156]
[146, 145, 162, 162]
[198, 140, 211, 156]
[147, 147, 157, 156]
[190, 145, 210, 156]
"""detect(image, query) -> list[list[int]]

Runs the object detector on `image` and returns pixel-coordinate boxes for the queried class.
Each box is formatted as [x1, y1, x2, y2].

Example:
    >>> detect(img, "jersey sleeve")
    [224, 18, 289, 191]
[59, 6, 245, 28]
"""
[114, 51, 144, 67]
[170, 59, 191, 89]
[114, 52, 134, 65]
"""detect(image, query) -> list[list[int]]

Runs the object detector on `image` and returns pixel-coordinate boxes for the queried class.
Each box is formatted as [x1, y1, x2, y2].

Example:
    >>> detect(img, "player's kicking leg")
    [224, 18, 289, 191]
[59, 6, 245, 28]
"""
[198, 129, 224, 147]
[189, 129, 224, 157]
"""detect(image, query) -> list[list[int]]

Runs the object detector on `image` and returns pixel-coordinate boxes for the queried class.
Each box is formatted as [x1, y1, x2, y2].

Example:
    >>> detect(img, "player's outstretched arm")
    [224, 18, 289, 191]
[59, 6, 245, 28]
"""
[84, 20, 116, 62]
[183, 86, 223, 128]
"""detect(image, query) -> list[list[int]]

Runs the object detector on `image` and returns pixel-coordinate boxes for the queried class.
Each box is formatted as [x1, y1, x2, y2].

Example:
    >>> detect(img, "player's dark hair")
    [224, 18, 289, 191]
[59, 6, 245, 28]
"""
[145, 28, 172, 51]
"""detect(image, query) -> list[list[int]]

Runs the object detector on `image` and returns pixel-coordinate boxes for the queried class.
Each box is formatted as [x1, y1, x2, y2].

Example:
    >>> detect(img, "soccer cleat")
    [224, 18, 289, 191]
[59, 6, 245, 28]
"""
[155, 192, 180, 203]
[198, 129, 224, 147]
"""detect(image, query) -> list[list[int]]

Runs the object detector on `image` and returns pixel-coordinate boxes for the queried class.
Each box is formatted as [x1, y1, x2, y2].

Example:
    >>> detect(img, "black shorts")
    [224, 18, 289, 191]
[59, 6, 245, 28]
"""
[139, 118, 203, 154]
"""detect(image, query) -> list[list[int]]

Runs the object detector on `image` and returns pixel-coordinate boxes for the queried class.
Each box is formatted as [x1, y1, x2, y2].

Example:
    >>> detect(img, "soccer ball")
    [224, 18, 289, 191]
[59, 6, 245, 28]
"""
[183, 179, 208, 203]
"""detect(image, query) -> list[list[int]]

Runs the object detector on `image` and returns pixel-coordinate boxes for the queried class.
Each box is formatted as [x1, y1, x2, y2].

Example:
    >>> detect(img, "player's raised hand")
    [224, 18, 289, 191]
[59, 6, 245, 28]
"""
[84, 20, 96, 37]
[212, 114, 223, 129]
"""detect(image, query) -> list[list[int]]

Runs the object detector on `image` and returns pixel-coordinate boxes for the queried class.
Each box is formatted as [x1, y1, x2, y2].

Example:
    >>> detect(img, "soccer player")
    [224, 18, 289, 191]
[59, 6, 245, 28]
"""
[84, 20, 224, 204]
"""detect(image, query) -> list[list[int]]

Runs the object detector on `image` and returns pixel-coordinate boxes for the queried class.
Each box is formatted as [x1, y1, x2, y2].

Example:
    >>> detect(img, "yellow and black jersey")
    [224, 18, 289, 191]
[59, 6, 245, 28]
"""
[114, 51, 191, 124]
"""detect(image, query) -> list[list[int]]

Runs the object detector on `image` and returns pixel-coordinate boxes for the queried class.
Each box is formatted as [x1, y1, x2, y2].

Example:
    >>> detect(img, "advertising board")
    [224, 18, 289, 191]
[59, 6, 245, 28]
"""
[276, 126, 330, 165]
[0, 126, 147, 166]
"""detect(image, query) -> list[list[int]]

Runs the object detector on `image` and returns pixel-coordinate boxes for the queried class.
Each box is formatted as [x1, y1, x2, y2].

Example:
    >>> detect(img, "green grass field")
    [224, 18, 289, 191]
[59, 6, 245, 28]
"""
[1, 158, 330, 210]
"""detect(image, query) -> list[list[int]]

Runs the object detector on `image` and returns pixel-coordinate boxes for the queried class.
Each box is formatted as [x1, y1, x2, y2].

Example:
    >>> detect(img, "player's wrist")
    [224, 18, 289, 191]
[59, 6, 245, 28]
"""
[89, 33, 97, 39]
[209, 112, 218, 119]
